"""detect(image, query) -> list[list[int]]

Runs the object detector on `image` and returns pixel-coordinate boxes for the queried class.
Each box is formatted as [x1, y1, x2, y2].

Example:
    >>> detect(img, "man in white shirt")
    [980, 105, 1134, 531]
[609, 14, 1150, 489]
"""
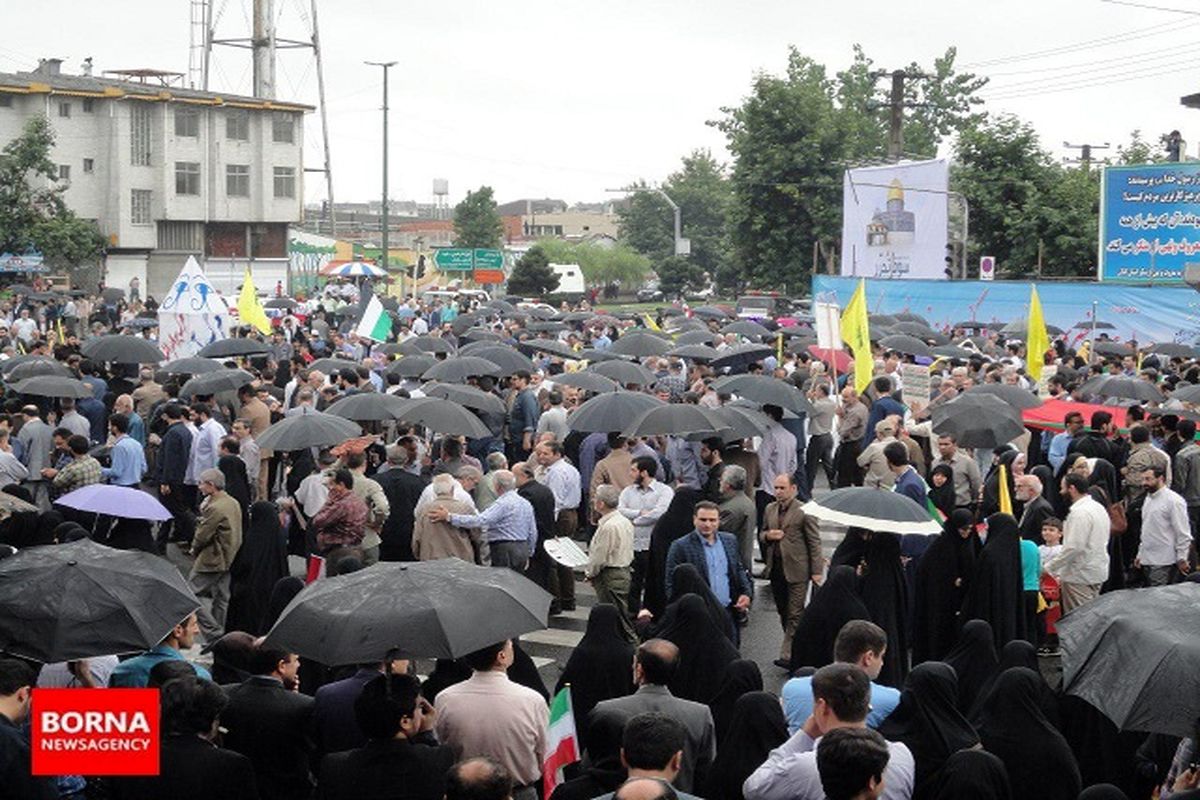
[744, 663, 914, 800]
[536, 440, 582, 612]
[1135, 465, 1193, 586]
[1045, 473, 1111, 613]
[619, 455, 674, 612]
[185, 403, 226, 493]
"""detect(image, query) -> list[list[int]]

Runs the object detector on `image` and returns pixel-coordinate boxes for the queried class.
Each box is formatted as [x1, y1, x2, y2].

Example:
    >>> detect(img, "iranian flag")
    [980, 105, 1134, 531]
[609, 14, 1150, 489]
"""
[543, 687, 579, 797]
[355, 295, 392, 342]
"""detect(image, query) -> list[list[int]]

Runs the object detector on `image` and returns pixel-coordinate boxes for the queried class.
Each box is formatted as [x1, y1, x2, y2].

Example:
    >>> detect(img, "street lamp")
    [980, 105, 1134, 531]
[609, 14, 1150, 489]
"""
[606, 186, 689, 256]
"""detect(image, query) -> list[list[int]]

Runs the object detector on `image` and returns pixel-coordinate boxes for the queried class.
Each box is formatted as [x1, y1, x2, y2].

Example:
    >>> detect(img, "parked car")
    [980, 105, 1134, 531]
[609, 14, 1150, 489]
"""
[637, 283, 664, 302]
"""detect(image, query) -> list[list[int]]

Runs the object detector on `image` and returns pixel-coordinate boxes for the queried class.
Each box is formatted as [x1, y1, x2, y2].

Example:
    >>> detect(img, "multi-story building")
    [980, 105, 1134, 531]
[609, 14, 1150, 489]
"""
[0, 59, 310, 296]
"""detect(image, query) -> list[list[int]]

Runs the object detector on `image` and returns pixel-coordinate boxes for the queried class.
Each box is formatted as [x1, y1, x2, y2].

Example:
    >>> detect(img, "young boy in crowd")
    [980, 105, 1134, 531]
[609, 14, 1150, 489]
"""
[1038, 518, 1064, 656]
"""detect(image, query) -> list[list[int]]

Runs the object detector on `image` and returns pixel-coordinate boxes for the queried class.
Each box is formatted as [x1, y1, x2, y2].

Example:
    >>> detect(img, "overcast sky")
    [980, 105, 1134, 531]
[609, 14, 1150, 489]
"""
[5, 0, 1200, 207]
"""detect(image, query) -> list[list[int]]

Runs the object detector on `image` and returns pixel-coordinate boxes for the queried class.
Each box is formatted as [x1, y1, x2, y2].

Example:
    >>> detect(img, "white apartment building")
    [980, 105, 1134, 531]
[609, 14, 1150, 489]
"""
[0, 59, 310, 297]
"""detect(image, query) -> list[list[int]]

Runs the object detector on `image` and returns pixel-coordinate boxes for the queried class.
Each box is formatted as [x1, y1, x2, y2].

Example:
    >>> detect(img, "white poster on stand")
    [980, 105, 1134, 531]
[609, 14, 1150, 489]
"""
[841, 160, 949, 280]
[157, 256, 230, 361]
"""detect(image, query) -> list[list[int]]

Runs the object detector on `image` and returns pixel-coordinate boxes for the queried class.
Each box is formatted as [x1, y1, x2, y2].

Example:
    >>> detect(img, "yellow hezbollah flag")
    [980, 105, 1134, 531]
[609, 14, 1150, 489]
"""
[840, 279, 872, 393]
[643, 313, 662, 332]
[998, 463, 1013, 516]
[1026, 285, 1050, 382]
[237, 267, 273, 335]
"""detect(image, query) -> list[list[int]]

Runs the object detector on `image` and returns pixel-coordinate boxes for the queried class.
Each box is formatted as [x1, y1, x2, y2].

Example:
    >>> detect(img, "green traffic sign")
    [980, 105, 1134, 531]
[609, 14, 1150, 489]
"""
[473, 249, 504, 270]
[434, 248, 474, 271]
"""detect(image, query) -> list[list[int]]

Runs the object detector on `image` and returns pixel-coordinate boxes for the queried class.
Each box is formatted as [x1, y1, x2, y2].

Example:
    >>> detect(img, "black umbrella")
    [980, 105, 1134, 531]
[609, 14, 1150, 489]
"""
[515, 338, 580, 360]
[197, 337, 271, 358]
[675, 330, 717, 346]
[257, 407, 362, 451]
[1170, 384, 1200, 404]
[460, 328, 502, 343]
[551, 371, 618, 394]
[609, 330, 672, 358]
[893, 312, 930, 325]
[891, 321, 949, 345]
[623, 404, 733, 438]
[561, 311, 593, 323]
[7, 358, 72, 381]
[955, 320, 988, 330]
[1092, 341, 1133, 358]
[306, 357, 358, 375]
[801, 487, 942, 535]
[457, 345, 534, 373]
[1077, 374, 1164, 403]
[1074, 320, 1117, 330]
[568, 391, 665, 433]
[932, 394, 1025, 449]
[265, 297, 297, 310]
[163, 357, 224, 375]
[422, 356, 502, 383]
[6, 284, 33, 295]
[1003, 319, 1065, 337]
[484, 300, 517, 314]
[0, 354, 50, 374]
[696, 405, 771, 441]
[579, 348, 630, 362]
[424, 383, 507, 414]
[878, 334, 932, 358]
[13, 376, 93, 399]
[325, 392, 413, 422]
[708, 342, 775, 371]
[100, 287, 125, 303]
[710, 374, 815, 415]
[81, 335, 165, 364]
[964, 383, 1044, 410]
[391, 397, 491, 437]
[721, 320, 772, 340]
[399, 337, 456, 356]
[386, 355, 436, 378]
[870, 314, 898, 327]
[451, 311, 492, 336]
[665, 318, 709, 334]
[264, 559, 550, 662]
[666, 344, 720, 362]
[1146, 342, 1200, 358]
[588, 359, 657, 386]
[931, 344, 978, 361]
[659, 307, 686, 317]
[0, 539, 200, 662]
[527, 321, 569, 334]
[180, 369, 255, 398]
[692, 305, 732, 320]
[1060, 583, 1200, 737]
[120, 318, 160, 331]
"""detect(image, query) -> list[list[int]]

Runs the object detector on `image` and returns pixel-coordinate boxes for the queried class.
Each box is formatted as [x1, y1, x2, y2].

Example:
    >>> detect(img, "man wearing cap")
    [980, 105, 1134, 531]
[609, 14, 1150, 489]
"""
[857, 420, 898, 490]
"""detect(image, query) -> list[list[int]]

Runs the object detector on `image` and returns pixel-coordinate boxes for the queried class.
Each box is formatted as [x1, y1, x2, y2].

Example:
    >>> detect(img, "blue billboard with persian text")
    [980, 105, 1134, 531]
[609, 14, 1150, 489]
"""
[1100, 162, 1200, 282]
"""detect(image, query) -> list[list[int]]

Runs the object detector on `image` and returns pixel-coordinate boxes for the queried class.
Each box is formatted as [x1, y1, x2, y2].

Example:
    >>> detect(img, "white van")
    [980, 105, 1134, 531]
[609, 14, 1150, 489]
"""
[549, 263, 585, 300]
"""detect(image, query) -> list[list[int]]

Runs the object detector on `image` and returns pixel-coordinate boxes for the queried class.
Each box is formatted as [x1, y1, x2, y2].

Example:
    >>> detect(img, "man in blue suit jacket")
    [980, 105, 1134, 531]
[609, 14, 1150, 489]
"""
[663, 501, 753, 639]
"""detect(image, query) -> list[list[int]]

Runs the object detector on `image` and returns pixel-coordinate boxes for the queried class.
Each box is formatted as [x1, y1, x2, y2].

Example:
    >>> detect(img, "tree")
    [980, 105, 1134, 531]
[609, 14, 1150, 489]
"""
[533, 238, 649, 287]
[616, 184, 674, 262]
[0, 115, 104, 270]
[656, 255, 705, 300]
[663, 150, 734, 290]
[453, 186, 504, 249]
[507, 245, 559, 296]
[1117, 130, 1162, 166]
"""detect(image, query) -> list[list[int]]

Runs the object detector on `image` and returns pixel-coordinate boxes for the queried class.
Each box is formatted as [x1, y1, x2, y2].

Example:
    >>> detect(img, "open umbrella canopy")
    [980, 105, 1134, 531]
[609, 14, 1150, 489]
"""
[81, 335, 165, 364]
[801, 487, 942, 535]
[515, 338, 580, 360]
[964, 383, 1044, 410]
[13, 376, 93, 399]
[398, 337, 456, 356]
[624, 404, 733, 438]
[0, 492, 37, 514]
[1170, 384, 1200, 404]
[579, 348, 629, 363]
[551, 371, 618, 394]
[609, 330, 672, 358]
[264, 297, 297, 310]
[527, 321, 569, 334]
[692, 305, 732, 320]
[721, 320, 772, 340]
[7, 358, 72, 381]
[1146, 342, 1200, 358]
[307, 357, 360, 376]
[460, 328, 502, 343]
[568, 390, 665, 433]
[807, 346, 852, 372]
[321, 260, 387, 278]
[55, 484, 171, 522]
[878, 334, 932, 358]
[163, 357, 225, 375]
[1060, 583, 1200, 737]
[890, 321, 949, 344]
[666, 344, 720, 362]
[1073, 320, 1117, 330]
[457, 345, 534, 373]
[0, 539, 200, 662]
[391, 397, 491, 438]
[675, 330, 717, 346]
[932, 393, 1025, 449]
[694, 405, 771, 441]
[264, 559, 551, 662]
[422, 356, 502, 383]
[711, 374, 815, 415]
[386, 355, 437, 378]
[930, 344, 979, 361]
[709, 342, 775, 371]
[257, 407, 362, 451]
[180, 368, 255, 398]
[1078, 374, 1164, 403]
[120, 318, 161, 332]
[665, 318, 709, 334]
[1091, 341, 1133, 358]
[325, 392, 414, 422]
[1002, 318, 1066, 337]
[423, 383, 507, 414]
[893, 312, 930, 325]
[197, 337, 270, 358]
[587, 359, 657, 387]
[483, 299, 517, 314]
[869, 314, 898, 328]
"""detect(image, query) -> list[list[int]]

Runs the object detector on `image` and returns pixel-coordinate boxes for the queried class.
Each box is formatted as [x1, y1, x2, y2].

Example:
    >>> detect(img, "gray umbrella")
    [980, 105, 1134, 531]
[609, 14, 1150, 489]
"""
[13, 376, 93, 399]
[516, 338, 580, 360]
[180, 369, 255, 398]
[1146, 342, 1200, 358]
[460, 328, 502, 343]
[870, 314, 898, 328]
[667, 344, 720, 362]
[1092, 341, 1132, 358]
[7, 359, 72, 381]
[422, 356, 502, 383]
[197, 337, 271, 358]
[579, 348, 630, 362]
[325, 392, 413, 422]
[527, 321, 569, 334]
[257, 407, 362, 451]
[264, 559, 550, 663]
[675, 330, 718, 346]
[307, 357, 359, 375]
[932, 394, 1025, 449]
[0, 354, 50, 374]
[623, 404, 733, 438]
[1003, 318, 1066, 337]
[666, 319, 709, 334]
[1170, 384, 1200, 404]
[1077, 374, 1164, 403]
[964, 383, 1044, 410]
[692, 305, 732, 320]
[710, 374, 815, 415]
[708, 343, 775, 371]
[399, 337, 456, 356]
[1059, 583, 1200, 736]
[386, 355, 437, 378]
[801, 487, 941, 534]
[721, 320, 772, 340]
[879, 334, 933, 358]
[568, 391, 665, 433]
[484, 300, 517, 314]
[391, 397, 492, 437]
[1073, 320, 1117, 330]
[893, 312, 930, 325]
[588, 359, 657, 387]
[550, 371, 618, 394]
[609, 330, 672, 358]
[81, 335, 165, 364]
[423, 383, 507, 414]
[163, 357, 225, 375]
[891, 321, 949, 345]
[457, 345, 534, 373]
[931, 344, 979, 361]
[523, 305, 559, 321]
[690, 405, 771, 441]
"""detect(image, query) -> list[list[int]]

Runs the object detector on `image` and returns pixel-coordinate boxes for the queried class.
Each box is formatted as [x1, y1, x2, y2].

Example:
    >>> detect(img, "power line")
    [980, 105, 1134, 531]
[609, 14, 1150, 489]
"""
[1099, 0, 1200, 15]
[983, 39, 1194, 78]
[986, 58, 1200, 100]
[962, 18, 1186, 67]
[983, 51, 1200, 94]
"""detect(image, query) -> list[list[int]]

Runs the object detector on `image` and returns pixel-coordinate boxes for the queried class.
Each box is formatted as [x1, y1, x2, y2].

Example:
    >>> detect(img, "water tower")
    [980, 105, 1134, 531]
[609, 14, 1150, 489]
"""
[433, 178, 449, 219]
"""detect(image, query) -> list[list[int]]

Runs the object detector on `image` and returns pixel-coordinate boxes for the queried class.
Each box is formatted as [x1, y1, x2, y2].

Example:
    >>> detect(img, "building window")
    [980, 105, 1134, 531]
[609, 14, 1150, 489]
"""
[175, 162, 200, 195]
[226, 110, 249, 141]
[0, 94, 14, 108]
[131, 190, 152, 225]
[226, 164, 250, 197]
[272, 113, 294, 143]
[82, 98, 94, 112]
[58, 164, 70, 181]
[273, 166, 295, 198]
[82, 158, 94, 173]
[175, 107, 200, 137]
[130, 104, 151, 166]
[58, 102, 70, 118]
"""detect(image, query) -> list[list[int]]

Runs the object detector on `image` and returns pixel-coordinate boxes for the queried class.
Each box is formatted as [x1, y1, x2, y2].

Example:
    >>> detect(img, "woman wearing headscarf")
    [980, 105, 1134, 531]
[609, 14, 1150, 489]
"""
[980, 450, 1025, 519]
[1087, 480, 1127, 593]
[646, 563, 735, 643]
[706, 692, 788, 800]
[789, 565, 871, 671]
[555, 605, 635, 751]
[0, 484, 40, 549]
[104, 517, 155, 553]
[509, 638, 549, 701]
[912, 509, 977, 664]
[421, 659, 472, 703]
[878, 662, 980, 799]
[959, 513, 1026, 650]
[976, 667, 1082, 800]
[830, 527, 872, 570]
[707, 660, 762, 745]
[656, 594, 740, 704]
[265, 575, 304, 629]
[857, 532, 909, 687]
[642, 487, 701, 618]
[1031, 463, 1065, 517]
[930, 750, 1012, 800]
[927, 464, 957, 521]
[217, 444, 253, 528]
[225, 501, 290, 636]
[942, 618, 998, 713]
[32, 510, 63, 547]
[966, 638, 1059, 729]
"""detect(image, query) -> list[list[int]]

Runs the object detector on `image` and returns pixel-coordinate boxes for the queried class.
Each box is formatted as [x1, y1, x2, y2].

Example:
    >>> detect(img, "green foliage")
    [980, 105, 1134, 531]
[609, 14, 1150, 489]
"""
[1116, 130, 1163, 166]
[616, 183, 675, 262]
[453, 186, 504, 249]
[507, 245, 560, 296]
[533, 238, 649, 287]
[656, 255, 705, 300]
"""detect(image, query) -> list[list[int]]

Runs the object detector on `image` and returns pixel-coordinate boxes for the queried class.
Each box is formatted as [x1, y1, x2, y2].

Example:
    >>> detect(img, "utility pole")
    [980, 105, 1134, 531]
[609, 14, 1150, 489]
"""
[869, 69, 930, 162]
[1063, 141, 1110, 170]
[365, 61, 397, 296]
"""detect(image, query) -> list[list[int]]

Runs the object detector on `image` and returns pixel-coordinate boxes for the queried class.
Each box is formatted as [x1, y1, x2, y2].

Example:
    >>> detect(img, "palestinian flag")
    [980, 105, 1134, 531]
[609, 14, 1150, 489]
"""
[926, 497, 947, 525]
[355, 294, 392, 342]
[543, 687, 579, 797]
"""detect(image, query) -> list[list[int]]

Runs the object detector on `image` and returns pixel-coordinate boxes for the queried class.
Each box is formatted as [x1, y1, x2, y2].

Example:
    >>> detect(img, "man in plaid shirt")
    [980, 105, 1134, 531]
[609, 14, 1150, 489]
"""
[45, 435, 102, 495]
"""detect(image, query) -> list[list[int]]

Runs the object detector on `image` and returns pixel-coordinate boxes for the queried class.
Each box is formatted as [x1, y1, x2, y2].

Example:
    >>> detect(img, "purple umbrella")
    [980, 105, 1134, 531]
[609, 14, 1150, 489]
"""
[54, 485, 172, 522]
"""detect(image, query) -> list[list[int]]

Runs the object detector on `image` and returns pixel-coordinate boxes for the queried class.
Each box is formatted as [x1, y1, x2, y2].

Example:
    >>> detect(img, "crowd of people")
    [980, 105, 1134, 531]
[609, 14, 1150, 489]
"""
[0, 281, 1199, 800]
